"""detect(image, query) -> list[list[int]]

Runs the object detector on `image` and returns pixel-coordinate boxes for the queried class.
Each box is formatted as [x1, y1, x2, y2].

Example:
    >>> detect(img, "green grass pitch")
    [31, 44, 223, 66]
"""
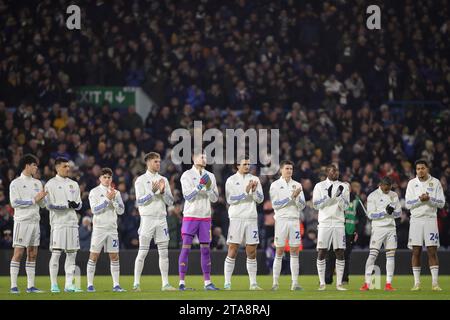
[1, 275, 449, 300]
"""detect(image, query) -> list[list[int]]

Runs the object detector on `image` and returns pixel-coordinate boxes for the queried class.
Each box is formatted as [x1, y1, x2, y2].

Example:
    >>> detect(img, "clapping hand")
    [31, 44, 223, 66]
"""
[292, 185, 301, 198]
[419, 193, 430, 202]
[158, 179, 165, 194]
[152, 181, 159, 193]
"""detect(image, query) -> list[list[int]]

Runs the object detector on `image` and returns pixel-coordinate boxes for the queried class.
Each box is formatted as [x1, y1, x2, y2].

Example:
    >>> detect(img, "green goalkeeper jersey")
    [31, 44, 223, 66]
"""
[344, 195, 360, 235]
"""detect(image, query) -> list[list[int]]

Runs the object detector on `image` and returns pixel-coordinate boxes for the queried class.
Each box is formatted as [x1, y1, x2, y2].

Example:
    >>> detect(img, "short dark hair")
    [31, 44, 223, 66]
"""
[414, 159, 429, 168]
[380, 176, 392, 186]
[144, 152, 160, 162]
[280, 160, 294, 169]
[326, 164, 337, 171]
[237, 154, 250, 164]
[100, 168, 113, 176]
[55, 157, 69, 166]
[19, 154, 39, 171]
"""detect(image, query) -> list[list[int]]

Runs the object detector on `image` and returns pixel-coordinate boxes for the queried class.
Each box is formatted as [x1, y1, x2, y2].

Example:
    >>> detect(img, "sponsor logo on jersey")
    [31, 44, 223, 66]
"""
[23, 185, 27, 188]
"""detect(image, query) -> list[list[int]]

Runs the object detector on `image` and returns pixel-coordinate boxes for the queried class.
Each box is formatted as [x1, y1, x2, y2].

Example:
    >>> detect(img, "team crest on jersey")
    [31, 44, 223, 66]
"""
[429, 183, 433, 187]
[371, 240, 376, 245]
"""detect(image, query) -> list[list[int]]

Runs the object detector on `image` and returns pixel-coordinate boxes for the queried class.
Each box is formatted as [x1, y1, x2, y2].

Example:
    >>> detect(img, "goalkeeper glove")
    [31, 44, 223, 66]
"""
[385, 204, 395, 215]
[200, 174, 210, 186]
[335, 185, 344, 197]
[68, 200, 80, 209]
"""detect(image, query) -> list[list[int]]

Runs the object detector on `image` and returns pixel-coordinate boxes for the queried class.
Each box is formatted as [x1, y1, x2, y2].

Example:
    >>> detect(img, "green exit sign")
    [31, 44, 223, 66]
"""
[76, 86, 136, 107]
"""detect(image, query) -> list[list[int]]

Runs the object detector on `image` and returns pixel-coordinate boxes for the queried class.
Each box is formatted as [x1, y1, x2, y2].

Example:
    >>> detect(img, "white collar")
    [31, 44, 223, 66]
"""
[192, 165, 204, 176]
[146, 170, 159, 178]
[20, 173, 32, 179]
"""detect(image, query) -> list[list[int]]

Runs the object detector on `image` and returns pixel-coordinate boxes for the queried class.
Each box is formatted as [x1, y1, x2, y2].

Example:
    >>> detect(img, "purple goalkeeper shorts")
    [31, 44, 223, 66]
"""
[181, 217, 212, 243]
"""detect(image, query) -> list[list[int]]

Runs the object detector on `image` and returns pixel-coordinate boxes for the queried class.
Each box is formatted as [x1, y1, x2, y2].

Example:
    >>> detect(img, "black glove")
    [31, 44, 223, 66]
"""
[327, 185, 333, 198]
[385, 204, 395, 215]
[68, 200, 80, 209]
[335, 185, 344, 197]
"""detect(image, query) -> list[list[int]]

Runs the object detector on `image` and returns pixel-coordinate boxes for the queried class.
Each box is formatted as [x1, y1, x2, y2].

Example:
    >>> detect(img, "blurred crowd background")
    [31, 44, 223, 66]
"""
[1, 0, 449, 251]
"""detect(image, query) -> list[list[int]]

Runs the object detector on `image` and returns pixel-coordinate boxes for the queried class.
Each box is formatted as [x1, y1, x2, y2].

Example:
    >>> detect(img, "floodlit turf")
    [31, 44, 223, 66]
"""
[0, 275, 449, 300]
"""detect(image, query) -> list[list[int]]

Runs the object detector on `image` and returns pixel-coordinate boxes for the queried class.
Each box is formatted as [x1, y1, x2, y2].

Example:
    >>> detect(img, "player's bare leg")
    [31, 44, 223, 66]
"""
[385, 249, 396, 291]
[271, 247, 284, 290]
[290, 246, 302, 291]
[86, 252, 100, 292]
[316, 249, 327, 290]
[246, 244, 261, 290]
[335, 249, 347, 291]
[411, 246, 422, 290]
[427, 246, 441, 290]
[224, 243, 239, 289]
[10, 246, 25, 293]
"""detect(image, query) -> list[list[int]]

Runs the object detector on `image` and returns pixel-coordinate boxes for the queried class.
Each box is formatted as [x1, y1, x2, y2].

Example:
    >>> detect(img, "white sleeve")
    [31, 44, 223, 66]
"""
[9, 181, 35, 208]
[270, 183, 290, 210]
[74, 184, 82, 211]
[113, 192, 125, 215]
[135, 178, 155, 206]
[405, 181, 421, 210]
[181, 172, 200, 202]
[225, 178, 245, 205]
[392, 194, 402, 218]
[89, 190, 110, 215]
[162, 178, 174, 206]
[44, 183, 68, 211]
[295, 190, 306, 211]
[252, 178, 264, 204]
[206, 174, 219, 203]
[430, 181, 445, 209]
[367, 194, 385, 220]
[312, 183, 332, 210]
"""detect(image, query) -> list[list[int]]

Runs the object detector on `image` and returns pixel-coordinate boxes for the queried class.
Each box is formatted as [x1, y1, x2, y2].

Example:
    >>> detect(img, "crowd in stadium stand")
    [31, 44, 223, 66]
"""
[1, 0, 449, 250]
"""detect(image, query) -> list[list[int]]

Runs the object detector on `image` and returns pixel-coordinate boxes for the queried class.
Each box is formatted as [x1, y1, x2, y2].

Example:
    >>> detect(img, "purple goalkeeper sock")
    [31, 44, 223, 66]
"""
[178, 247, 190, 280]
[179, 235, 193, 280]
[200, 246, 211, 281]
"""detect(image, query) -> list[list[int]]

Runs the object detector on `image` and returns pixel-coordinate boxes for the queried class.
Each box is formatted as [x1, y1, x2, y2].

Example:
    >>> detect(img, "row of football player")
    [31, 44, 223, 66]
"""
[8, 152, 445, 293]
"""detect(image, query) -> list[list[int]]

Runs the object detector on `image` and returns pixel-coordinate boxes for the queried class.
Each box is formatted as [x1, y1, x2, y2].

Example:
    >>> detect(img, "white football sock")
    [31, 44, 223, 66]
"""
[224, 256, 235, 285]
[49, 251, 62, 287]
[412, 266, 421, 285]
[316, 259, 326, 286]
[158, 243, 170, 287]
[365, 249, 379, 285]
[336, 259, 345, 286]
[87, 259, 96, 287]
[134, 249, 148, 286]
[10, 261, 20, 288]
[430, 265, 439, 286]
[386, 251, 395, 284]
[25, 260, 36, 288]
[64, 252, 77, 289]
[290, 253, 299, 285]
[272, 255, 283, 285]
[246, 258, 257, 286]
[111, 260, 120, 287]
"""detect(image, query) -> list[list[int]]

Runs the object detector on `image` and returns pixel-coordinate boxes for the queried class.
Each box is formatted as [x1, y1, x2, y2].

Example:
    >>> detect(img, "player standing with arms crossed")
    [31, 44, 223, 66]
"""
[133, 152, 177, 291]
[313, 164, 349, 291]
[360, 177, 401, 291]
[223, 155, 264, 290]
[269, 160, 306, 291]
[178, 152, 220, 290]
[45, 157, 83, 293]
[9, 154, 47, 293]
[405, 160, 445, 291]
[87, 167, 126, 292]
